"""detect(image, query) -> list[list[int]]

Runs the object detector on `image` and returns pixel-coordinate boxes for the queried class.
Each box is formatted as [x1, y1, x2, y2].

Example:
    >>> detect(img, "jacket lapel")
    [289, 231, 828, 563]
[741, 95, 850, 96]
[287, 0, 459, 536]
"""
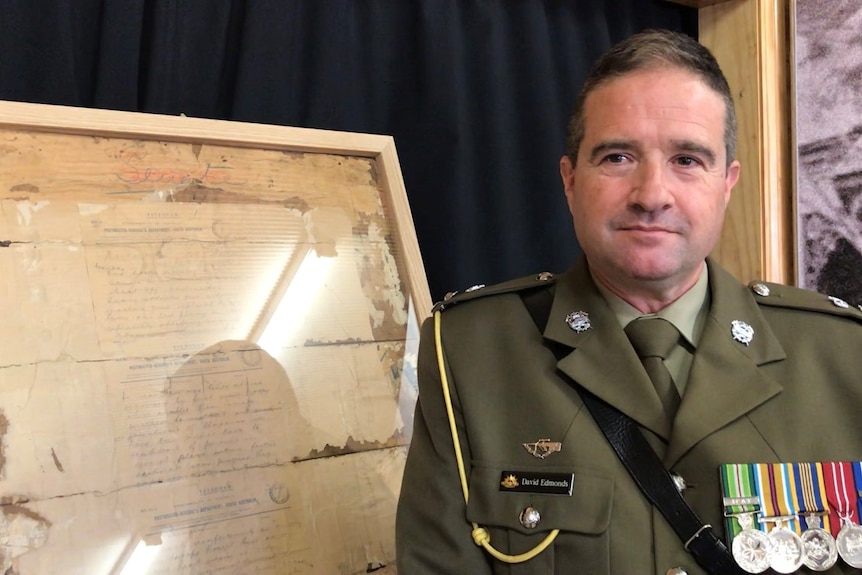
[543, 258, 672, 439]
[666, 261, 785, 465]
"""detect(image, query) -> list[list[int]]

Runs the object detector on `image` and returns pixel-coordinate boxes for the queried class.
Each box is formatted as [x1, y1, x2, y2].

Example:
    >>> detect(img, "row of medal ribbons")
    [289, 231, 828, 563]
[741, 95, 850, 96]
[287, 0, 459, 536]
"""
[720, 462, 862, 573]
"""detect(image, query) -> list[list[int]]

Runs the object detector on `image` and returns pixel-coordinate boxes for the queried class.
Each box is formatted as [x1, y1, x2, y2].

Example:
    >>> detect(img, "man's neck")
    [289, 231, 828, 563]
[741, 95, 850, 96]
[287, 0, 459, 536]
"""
[589, 262, 706, 315]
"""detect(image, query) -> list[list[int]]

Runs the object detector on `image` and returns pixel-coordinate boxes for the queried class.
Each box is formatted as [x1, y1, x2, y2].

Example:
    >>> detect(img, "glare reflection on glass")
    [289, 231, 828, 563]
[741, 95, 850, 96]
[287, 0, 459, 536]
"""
[255, 249, 333, 352]
[117, 539, 159, 575]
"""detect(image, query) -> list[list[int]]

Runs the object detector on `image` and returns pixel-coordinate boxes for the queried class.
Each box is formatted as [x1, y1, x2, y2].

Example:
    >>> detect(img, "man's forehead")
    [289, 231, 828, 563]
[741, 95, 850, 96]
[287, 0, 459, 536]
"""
[593, 67, 712, 97]
[584, 67, 724, 114]
[582, 71, 726, 133]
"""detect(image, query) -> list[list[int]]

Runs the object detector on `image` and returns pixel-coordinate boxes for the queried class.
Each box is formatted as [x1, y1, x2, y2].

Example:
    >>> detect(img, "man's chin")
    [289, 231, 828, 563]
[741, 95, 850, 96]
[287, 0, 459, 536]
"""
[588, 249, 696, 285]
[617, 258, 681, 283]
[622, 253, 708, 286]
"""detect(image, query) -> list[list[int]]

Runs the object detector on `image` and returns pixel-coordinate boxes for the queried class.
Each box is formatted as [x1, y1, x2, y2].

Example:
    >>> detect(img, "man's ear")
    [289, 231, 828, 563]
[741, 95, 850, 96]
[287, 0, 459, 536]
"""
[724, 159, 741, 206]
[560, 155, 575, 198]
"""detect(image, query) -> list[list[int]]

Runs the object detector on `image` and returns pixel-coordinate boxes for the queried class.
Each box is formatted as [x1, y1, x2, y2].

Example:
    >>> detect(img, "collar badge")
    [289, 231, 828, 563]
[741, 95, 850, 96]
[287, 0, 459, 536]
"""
[565, 311, 591, 333]
[731, 320, 754, 346]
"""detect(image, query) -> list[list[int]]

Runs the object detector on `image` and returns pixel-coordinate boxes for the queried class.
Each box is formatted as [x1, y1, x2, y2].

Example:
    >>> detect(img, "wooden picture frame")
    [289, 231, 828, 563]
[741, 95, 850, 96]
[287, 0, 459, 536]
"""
[0, 100, 430, 574]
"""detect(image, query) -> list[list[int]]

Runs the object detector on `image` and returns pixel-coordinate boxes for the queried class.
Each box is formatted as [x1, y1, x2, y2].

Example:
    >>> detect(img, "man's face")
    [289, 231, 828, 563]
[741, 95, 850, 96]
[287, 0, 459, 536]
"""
[560, 66, 740, 297]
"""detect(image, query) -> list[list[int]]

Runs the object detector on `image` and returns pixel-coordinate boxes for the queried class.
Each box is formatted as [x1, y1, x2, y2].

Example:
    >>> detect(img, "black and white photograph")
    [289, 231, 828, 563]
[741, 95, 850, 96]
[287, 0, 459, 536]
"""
[795, 0, 862, 304]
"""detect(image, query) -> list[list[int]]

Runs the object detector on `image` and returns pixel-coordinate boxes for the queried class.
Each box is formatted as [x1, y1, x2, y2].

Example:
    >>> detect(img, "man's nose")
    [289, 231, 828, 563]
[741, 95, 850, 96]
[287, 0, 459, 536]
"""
[629, 161, 673, 211]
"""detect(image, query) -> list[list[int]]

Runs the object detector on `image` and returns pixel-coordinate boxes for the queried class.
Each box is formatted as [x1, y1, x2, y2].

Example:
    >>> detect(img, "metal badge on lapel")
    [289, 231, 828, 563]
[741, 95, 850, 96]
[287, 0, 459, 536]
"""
[565, 311, 591, 332]
[523, 438, 561, 459]
[730, 320, 754, 346]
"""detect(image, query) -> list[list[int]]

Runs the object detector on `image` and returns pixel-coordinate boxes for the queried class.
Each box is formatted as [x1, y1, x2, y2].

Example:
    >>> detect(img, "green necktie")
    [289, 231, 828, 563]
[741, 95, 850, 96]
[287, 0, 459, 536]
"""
[625, 317, 681, 418]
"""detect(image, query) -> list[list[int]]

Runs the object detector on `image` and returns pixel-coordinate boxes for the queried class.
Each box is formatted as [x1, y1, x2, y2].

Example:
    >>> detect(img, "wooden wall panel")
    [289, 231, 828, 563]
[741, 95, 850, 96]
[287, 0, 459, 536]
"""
[669, 0, 793, 284]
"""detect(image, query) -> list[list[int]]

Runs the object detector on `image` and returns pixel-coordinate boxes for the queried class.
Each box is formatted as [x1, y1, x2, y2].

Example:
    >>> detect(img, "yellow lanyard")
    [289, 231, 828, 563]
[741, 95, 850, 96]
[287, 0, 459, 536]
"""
[434, 310, 559, 563]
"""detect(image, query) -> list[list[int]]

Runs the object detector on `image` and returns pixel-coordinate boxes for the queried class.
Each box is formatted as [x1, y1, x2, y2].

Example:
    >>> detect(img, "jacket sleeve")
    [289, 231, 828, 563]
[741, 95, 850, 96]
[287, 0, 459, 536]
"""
[395, 315, 493, 574]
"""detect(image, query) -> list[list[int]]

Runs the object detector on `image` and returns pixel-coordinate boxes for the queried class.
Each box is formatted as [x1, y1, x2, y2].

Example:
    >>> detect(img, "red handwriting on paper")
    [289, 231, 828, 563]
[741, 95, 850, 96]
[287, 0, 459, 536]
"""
[117, 162, 246, 186]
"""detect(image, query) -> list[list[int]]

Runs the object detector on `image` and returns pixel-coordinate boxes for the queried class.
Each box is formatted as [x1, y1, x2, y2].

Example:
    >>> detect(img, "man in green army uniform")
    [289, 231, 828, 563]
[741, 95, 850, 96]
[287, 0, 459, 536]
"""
[395, 29, 862, 574]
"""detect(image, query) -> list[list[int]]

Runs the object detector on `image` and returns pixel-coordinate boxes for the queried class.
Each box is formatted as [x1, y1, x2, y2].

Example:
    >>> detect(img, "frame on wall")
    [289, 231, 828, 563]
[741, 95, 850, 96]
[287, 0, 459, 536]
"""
[0, 100, 430, 574]
[792, 0, 862, 305]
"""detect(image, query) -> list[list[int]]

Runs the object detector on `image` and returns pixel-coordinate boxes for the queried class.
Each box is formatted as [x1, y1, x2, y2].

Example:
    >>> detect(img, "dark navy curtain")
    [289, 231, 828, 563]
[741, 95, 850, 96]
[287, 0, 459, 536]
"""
[0, 0, 696, 301]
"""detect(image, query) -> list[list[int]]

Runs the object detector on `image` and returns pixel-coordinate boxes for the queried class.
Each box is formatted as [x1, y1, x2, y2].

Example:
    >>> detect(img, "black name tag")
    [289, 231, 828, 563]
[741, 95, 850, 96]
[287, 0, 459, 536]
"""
[499, 471, 574, 495]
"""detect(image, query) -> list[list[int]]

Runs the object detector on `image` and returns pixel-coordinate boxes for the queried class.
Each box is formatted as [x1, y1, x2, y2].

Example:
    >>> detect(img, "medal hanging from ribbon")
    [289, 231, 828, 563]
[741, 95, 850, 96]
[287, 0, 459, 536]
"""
[753, 463, 804, 574]
[721, 463, 771, 573]
[789, 462, 837, 571]
[823, 461, 862, 568]
[721, 461, 862, 573]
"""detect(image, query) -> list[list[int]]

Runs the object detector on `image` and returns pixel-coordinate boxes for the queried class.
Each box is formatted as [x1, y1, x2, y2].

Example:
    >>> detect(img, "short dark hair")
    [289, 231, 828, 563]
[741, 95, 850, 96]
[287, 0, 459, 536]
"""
[565, 29, 736, 167]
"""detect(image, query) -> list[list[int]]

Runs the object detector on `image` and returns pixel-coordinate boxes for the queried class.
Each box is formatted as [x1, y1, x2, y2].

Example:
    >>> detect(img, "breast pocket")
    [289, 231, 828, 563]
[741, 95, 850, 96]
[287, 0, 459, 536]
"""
[466, 462, 613, 574]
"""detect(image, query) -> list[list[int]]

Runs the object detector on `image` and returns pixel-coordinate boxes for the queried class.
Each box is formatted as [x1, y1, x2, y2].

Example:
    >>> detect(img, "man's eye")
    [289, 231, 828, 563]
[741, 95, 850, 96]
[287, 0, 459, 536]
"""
[603, 153, 627, 164]
[675, 156, 699, 167]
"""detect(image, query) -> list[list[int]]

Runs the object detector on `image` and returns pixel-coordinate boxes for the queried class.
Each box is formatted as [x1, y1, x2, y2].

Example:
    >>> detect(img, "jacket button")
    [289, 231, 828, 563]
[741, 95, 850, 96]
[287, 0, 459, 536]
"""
[751, 282, 770, 297]
[518, 506, 541, 528]
[666, 568, 687, 575]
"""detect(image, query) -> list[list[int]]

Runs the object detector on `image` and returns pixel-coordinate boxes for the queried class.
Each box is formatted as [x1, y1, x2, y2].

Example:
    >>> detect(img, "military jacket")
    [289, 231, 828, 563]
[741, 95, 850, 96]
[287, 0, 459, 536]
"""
[395, 257, 862, 574]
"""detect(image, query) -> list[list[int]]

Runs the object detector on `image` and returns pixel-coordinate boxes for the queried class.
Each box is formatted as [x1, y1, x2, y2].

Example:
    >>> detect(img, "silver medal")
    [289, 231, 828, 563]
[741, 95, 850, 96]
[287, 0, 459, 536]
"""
[836, 520, 862, 568]
[767, 521, 804, 574]
[731, 513, 772, 573]
[799, 513, 837, 571]
[801, 528, 838, 571]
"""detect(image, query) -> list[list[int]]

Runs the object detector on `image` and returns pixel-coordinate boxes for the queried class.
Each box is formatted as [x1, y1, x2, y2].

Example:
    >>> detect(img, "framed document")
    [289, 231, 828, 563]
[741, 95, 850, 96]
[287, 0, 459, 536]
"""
[0, 101, 430, 574]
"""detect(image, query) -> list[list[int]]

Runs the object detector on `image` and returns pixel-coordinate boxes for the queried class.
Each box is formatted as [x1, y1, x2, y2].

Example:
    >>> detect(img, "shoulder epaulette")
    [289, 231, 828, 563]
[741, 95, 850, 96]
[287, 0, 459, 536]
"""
[431, 271, 557, 313]
[747, 280, 862, 322]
